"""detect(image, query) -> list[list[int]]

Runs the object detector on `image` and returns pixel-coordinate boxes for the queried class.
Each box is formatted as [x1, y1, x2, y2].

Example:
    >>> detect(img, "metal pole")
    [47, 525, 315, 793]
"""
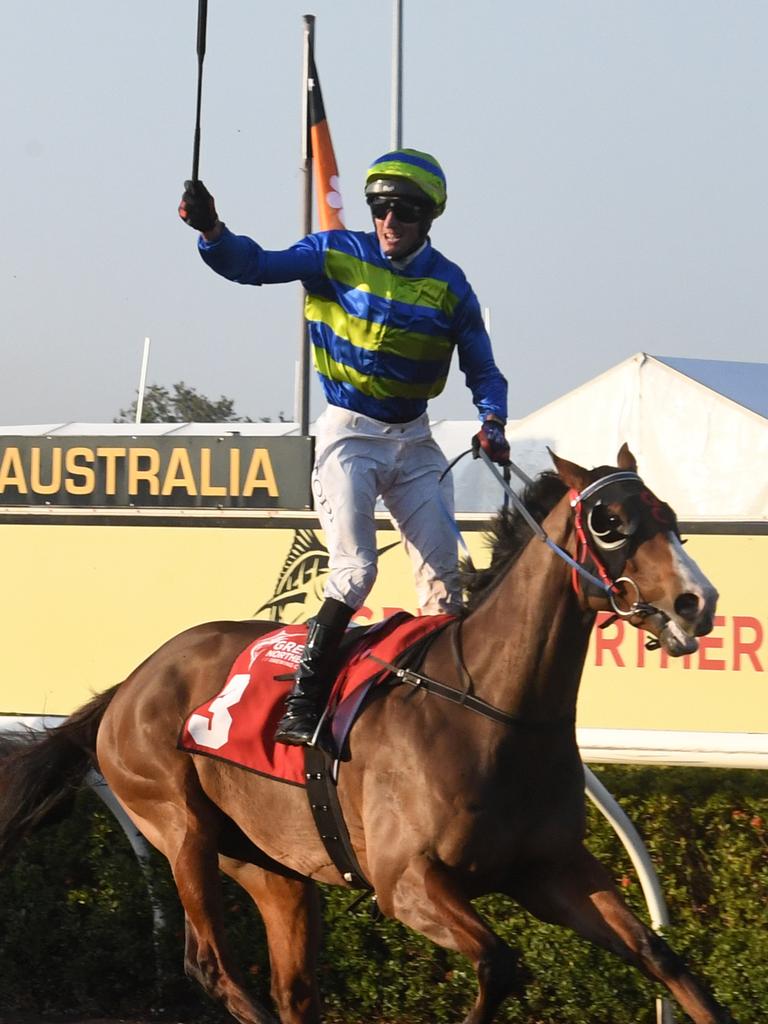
[584, 766, 675, 1024]
[135, 337, 151, 425]
[390, 0, 403, 148]
[295, 15, 314, 434]
[87, 770, 166, 945]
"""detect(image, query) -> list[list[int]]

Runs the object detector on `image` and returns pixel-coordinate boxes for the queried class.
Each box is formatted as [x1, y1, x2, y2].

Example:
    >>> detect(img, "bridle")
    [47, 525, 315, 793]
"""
[372, 451, 678, 730]
[476, 451, 674, 637]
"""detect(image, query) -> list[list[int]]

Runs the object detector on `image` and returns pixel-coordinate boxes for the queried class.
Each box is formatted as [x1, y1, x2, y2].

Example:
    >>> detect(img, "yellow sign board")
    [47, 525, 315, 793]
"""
[0, 523, 764, 731]
[578, 533, 766, 732]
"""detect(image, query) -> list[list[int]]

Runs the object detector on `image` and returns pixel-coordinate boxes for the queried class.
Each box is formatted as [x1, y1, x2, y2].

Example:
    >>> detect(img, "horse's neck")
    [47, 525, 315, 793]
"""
[461, 500, 594, 720]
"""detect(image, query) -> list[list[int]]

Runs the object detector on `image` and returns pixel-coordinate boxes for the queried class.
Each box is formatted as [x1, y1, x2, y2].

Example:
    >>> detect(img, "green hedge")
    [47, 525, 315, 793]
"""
[0, 767, 765, 1023]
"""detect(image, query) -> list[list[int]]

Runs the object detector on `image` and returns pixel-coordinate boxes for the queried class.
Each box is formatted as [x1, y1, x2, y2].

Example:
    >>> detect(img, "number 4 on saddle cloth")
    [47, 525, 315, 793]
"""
[178, 612, 455, 785]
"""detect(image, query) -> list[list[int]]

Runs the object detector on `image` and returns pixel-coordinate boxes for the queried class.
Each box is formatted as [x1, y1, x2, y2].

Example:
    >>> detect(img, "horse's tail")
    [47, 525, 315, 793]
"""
[0, 684, 120, 862]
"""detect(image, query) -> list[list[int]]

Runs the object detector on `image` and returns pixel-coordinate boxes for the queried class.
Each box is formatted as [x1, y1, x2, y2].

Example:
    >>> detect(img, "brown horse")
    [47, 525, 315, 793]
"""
[0, 446, 734, 1024]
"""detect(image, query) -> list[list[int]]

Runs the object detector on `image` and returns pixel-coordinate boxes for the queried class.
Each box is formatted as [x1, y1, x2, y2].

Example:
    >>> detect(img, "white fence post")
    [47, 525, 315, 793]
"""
[584, 764, 675, 1024]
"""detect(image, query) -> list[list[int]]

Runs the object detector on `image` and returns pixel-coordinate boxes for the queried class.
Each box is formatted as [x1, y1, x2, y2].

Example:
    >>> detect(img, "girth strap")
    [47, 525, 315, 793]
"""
[303, 744, 372, 890]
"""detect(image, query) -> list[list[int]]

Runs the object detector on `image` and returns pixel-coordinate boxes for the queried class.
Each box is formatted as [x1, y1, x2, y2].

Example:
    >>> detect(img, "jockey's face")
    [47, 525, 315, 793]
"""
[372, 205, 426, 260]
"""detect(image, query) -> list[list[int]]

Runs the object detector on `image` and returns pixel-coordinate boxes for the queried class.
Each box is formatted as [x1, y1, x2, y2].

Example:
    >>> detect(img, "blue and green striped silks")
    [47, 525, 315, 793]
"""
[198, 222, 508, 425]
[303, 234, 463, 420]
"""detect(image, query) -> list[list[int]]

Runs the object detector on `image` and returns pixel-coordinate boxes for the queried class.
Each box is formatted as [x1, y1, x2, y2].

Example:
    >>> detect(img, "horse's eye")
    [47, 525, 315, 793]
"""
[590, 506, 622, 537]
[588, 504, 630, 548]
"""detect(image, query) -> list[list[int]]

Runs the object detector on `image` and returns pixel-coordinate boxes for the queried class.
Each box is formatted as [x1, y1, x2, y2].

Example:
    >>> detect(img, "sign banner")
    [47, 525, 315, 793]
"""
[0, 522, 764, 736]
[577, 532, 766, 734]
[0, 436, 314, 510]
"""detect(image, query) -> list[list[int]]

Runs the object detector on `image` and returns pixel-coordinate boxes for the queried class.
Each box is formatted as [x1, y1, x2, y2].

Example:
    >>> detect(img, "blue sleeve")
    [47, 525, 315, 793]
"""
[452, 289, 508, 422]
[197, 225, 324, 286]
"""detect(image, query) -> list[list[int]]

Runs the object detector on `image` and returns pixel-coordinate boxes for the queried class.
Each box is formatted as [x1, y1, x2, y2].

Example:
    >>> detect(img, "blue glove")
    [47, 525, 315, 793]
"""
[472, 419, 510, 465]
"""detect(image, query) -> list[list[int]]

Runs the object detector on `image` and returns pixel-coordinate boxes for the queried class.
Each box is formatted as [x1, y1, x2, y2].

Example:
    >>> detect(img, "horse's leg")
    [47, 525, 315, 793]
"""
[381, 858, 527, 1024]
[168, 807, 279, 1024]
[221, 857, 322, 1024]
[104, 772, 278, 1024]
[509, 845, 734, 1024]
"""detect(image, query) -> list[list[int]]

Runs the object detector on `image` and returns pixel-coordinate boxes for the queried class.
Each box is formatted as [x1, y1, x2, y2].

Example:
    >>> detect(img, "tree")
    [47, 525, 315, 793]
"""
[115, 381, 254, 423]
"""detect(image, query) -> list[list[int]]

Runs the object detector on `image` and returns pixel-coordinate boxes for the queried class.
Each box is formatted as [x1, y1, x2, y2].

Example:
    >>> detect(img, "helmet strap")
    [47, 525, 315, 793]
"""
[414, 215, 433, 248]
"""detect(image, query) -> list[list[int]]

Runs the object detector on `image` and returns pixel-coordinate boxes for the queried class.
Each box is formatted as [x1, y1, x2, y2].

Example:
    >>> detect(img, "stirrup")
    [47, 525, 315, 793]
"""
[307, 706, 331, 749]
[274, 705, 330, 748]
[274, 719, 315, 746]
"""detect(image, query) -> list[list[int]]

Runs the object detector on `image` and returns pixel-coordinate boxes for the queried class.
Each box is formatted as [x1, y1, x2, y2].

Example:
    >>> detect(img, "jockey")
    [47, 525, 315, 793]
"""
[179, 148, 510, 746]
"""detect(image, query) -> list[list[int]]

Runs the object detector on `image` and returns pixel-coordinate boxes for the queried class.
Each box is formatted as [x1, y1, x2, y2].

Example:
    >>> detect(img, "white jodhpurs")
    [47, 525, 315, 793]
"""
[311, 406, 461, 615]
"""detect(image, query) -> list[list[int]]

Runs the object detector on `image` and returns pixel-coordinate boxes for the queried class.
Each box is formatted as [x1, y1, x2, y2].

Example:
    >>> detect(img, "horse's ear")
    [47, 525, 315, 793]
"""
[617, 443, 638, 472]
[547, 448, 591, 491]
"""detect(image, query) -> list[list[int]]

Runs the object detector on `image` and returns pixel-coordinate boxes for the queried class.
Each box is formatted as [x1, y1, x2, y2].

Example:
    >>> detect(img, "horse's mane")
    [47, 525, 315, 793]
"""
[461, 470, 567, 611]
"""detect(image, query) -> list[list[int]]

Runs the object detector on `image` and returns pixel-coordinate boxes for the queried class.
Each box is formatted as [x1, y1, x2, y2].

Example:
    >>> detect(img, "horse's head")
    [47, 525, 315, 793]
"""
[549, 444, 718, 657]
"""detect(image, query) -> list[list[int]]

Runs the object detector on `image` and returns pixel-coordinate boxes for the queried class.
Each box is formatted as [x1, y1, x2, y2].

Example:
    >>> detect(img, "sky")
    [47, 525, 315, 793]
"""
[2, 1, 767, 426]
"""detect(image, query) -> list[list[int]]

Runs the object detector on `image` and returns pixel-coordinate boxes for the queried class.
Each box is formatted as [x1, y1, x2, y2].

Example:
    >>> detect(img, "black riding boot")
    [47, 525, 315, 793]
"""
[274, 600, 353, 746]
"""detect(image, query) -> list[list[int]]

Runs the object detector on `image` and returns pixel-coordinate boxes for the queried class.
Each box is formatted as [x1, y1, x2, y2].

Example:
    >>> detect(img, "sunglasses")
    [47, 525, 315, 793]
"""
[367, 196, 430, 224]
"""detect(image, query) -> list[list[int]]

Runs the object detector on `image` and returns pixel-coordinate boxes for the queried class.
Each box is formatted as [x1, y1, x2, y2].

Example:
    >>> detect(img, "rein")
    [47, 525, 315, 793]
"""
[366, 652, 575, 732]
[361, 456, 667, 730]
[413, 448, 673, 726]
[476, 451, 620, 602]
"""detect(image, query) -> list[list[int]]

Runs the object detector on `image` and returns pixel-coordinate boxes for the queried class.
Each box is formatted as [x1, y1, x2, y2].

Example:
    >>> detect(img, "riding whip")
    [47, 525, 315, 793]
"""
[191, 0, 208, 180]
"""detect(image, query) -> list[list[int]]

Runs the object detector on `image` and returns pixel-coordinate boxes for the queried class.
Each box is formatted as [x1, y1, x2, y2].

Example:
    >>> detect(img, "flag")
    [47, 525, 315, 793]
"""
[307, 44, 344, 231]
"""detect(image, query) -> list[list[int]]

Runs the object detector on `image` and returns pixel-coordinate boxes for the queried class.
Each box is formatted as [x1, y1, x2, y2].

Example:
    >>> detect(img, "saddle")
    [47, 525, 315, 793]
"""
[179, 610, 455, 890]
[179, 611, 454, 778]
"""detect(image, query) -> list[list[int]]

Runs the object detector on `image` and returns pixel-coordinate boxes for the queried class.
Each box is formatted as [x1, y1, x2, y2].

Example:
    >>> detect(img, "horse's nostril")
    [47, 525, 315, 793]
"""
[674, 593, 700, 622]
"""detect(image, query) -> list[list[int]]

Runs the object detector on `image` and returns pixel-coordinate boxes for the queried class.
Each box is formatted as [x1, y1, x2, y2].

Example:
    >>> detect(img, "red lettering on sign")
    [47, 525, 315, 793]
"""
[732, 616, 764, 672]
[697, 615, 726, 670]
[659, 646, 692, 671]
[590, 612, 765, 671]
[595, 615, 625, 667]
[352, 606, 406, 625]
[636, 628, 647, 669]
[383, 606, 406, 619]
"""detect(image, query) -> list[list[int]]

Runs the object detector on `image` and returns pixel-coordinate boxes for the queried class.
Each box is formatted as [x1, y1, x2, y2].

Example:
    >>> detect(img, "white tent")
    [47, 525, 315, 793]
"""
[422, 353, 768, 518]
[490, 353, 767, 522]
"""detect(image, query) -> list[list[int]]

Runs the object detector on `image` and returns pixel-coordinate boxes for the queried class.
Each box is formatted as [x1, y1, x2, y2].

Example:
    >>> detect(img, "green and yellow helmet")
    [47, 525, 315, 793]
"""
[364, 148, 447, 217]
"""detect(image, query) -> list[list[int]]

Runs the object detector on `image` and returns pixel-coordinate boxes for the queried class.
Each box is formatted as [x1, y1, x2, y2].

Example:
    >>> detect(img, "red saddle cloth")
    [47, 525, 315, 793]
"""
[178, 612, 454, 786]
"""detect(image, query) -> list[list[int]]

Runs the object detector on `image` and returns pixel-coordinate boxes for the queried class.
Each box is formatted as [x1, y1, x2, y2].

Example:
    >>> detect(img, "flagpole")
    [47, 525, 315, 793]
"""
[391, 0, 403, 148]
[296, 14, 315, 435]
[135, 337, 151, 425]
